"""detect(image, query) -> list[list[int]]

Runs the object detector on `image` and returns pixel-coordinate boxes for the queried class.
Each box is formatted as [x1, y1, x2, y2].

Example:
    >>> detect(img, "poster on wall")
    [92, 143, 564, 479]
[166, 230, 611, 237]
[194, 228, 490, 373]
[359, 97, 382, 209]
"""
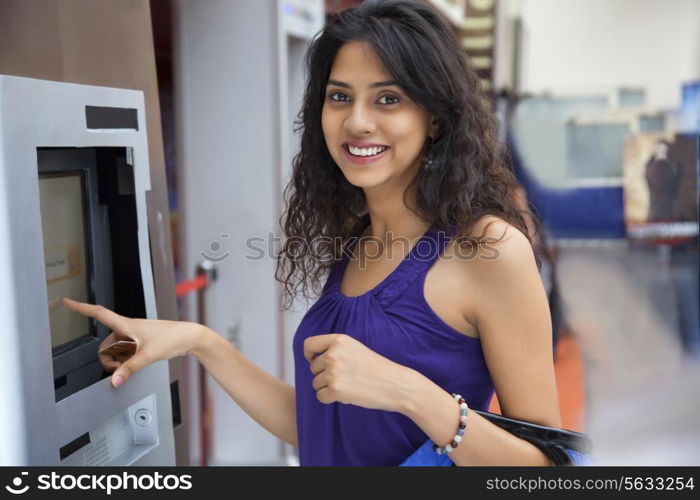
[623, 132, 699, 245]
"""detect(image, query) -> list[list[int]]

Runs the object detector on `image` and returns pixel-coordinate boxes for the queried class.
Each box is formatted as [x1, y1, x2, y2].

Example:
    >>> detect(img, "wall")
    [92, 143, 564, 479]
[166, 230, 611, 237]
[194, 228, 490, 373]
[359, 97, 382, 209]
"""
[173, 0, 284, 465]
[516, 0, 700, 109]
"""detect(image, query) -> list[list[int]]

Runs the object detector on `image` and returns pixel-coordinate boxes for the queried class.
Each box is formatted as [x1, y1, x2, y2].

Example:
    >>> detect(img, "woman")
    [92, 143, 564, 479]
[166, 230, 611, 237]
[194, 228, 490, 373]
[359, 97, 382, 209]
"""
[64, 0, 560, 466]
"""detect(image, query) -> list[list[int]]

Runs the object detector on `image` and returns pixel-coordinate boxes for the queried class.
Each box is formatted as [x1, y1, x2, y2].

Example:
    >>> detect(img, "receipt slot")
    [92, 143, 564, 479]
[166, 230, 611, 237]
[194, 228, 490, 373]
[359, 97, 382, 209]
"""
[0, 76, 175, 465]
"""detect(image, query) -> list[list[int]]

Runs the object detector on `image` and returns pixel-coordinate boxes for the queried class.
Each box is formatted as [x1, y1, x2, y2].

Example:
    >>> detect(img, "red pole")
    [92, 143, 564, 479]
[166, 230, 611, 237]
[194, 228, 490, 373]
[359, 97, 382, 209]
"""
[177, 263, 216, 466]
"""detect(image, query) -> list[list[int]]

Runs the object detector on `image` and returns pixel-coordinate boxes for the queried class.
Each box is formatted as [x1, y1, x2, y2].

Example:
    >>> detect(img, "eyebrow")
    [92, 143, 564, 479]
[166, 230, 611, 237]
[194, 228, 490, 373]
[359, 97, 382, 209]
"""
[326, 79, 400, 89]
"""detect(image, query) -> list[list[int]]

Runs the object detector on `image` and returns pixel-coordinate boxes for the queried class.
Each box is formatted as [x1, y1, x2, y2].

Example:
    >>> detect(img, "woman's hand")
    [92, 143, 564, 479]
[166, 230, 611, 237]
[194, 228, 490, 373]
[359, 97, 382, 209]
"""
[303, 333, 416, 412]
[62, 297, 206, 388]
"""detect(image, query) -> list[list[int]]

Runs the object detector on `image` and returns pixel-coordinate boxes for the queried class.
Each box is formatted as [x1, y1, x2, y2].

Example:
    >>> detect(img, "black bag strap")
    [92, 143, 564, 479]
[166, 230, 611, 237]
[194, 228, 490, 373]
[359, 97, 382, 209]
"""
[473, 410, 593, 466]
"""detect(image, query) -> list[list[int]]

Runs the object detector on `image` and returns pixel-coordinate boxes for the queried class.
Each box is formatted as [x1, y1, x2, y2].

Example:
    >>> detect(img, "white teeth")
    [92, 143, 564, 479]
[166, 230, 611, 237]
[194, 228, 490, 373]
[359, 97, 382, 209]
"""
[348, 145, 387, 157]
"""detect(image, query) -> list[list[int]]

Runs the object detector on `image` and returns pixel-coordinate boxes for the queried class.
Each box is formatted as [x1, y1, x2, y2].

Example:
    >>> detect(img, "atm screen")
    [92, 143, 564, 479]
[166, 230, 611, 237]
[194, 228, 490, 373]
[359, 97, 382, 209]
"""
[38, 172, 93, 349]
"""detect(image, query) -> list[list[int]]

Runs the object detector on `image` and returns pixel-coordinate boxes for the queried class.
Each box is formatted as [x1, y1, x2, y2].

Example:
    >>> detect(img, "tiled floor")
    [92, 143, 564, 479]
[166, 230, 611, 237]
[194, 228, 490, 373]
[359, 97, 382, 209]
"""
[555, 243, 700, 465]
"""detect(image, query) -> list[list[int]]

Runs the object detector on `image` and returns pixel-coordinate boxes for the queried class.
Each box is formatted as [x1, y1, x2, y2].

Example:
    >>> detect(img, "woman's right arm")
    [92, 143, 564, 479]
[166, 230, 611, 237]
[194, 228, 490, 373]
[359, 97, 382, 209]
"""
[191, 327, 298, 447]
[62, 298, 298, 448]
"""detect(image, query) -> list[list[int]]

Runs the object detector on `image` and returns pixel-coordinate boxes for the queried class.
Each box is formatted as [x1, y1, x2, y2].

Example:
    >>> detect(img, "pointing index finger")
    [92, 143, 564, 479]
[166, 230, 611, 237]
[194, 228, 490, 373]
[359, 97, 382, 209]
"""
[62, 298, 124, 332]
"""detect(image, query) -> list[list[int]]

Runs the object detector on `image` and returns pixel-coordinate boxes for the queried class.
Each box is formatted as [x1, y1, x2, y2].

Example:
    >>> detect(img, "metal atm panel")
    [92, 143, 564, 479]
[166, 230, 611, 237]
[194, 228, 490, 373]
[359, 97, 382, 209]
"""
[0, 75, 175, 465]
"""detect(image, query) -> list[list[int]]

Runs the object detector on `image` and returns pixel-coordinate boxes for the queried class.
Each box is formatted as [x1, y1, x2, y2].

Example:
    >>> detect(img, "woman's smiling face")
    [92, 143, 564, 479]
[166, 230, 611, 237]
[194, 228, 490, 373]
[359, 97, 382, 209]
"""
[322, 41, 434, 192]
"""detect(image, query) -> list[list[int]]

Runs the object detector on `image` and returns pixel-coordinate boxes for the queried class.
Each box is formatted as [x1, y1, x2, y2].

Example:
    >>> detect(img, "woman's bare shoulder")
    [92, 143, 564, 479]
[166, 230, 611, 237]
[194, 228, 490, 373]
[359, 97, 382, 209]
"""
[446, 214, 537, 300]
[430, 215, 530, 335]
[450, 215, 528, 261]
[451, 214, 539, 302]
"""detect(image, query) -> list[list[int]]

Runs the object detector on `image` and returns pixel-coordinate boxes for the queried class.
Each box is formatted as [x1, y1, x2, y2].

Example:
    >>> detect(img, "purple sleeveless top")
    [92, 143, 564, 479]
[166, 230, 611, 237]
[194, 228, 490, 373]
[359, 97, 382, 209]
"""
[292, 215, 495, 466]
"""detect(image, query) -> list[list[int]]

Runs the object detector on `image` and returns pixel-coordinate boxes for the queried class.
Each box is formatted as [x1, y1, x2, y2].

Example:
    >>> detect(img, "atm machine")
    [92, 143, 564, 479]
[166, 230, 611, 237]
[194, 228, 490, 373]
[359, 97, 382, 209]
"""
[0, 75, 176, 465]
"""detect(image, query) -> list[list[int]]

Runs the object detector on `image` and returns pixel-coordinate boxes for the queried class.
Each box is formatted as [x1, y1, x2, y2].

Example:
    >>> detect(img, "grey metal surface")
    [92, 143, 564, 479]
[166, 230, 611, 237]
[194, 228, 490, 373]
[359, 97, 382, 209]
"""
[0, 75, 175, 465]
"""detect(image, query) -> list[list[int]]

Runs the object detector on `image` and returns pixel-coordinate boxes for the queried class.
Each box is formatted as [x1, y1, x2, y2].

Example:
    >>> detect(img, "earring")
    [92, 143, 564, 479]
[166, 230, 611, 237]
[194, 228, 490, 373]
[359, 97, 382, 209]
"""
[422, 137, 435, 169]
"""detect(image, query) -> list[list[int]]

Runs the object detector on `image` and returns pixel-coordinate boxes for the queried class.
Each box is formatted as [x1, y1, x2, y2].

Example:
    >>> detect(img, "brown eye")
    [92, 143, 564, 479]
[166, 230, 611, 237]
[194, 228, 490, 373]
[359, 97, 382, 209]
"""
[328, 92, 350, 102]
[378, 94, 399, 105]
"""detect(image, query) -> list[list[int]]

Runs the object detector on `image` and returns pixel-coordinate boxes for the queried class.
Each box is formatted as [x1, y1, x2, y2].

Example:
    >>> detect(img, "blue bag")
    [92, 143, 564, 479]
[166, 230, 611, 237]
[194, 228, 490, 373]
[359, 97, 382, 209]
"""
[399, 410, 594, 466]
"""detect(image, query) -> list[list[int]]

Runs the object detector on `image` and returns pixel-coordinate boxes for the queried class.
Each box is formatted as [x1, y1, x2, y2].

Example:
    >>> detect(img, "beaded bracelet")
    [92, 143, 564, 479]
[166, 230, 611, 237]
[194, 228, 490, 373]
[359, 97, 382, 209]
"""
[433, 393, 468, 455]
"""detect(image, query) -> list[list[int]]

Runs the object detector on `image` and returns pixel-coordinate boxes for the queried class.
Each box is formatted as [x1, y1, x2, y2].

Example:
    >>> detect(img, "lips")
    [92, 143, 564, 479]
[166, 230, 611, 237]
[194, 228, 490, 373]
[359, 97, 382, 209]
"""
[343, 141, 387, 148]
[341, 144, 390, 165]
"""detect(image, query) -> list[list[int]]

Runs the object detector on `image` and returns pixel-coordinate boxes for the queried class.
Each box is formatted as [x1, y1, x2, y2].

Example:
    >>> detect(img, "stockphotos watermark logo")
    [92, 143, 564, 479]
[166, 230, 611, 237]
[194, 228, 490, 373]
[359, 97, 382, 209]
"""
[5, 472, 29, 495]
[4, 471, 192, 496]
[198, 230, 501, 266]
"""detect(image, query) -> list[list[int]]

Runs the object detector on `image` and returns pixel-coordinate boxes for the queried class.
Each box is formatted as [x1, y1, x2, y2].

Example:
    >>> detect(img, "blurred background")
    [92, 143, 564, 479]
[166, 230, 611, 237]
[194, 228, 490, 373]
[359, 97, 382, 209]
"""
[1, 0, 698, 466]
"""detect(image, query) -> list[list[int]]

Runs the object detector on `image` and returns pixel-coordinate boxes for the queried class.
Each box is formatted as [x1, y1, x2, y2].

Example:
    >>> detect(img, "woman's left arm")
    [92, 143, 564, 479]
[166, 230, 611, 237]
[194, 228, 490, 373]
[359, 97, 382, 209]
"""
[397, 223, 561, 466]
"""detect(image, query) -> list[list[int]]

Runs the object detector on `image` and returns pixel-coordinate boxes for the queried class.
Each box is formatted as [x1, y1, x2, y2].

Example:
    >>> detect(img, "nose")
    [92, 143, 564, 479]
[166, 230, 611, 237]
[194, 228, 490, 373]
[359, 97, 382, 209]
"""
[345, 101, 376, 135]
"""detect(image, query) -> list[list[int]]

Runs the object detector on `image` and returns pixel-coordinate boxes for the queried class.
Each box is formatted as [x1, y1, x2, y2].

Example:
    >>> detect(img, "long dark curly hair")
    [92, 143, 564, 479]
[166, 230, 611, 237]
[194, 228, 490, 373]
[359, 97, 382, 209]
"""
[276, 0, 541, 310]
